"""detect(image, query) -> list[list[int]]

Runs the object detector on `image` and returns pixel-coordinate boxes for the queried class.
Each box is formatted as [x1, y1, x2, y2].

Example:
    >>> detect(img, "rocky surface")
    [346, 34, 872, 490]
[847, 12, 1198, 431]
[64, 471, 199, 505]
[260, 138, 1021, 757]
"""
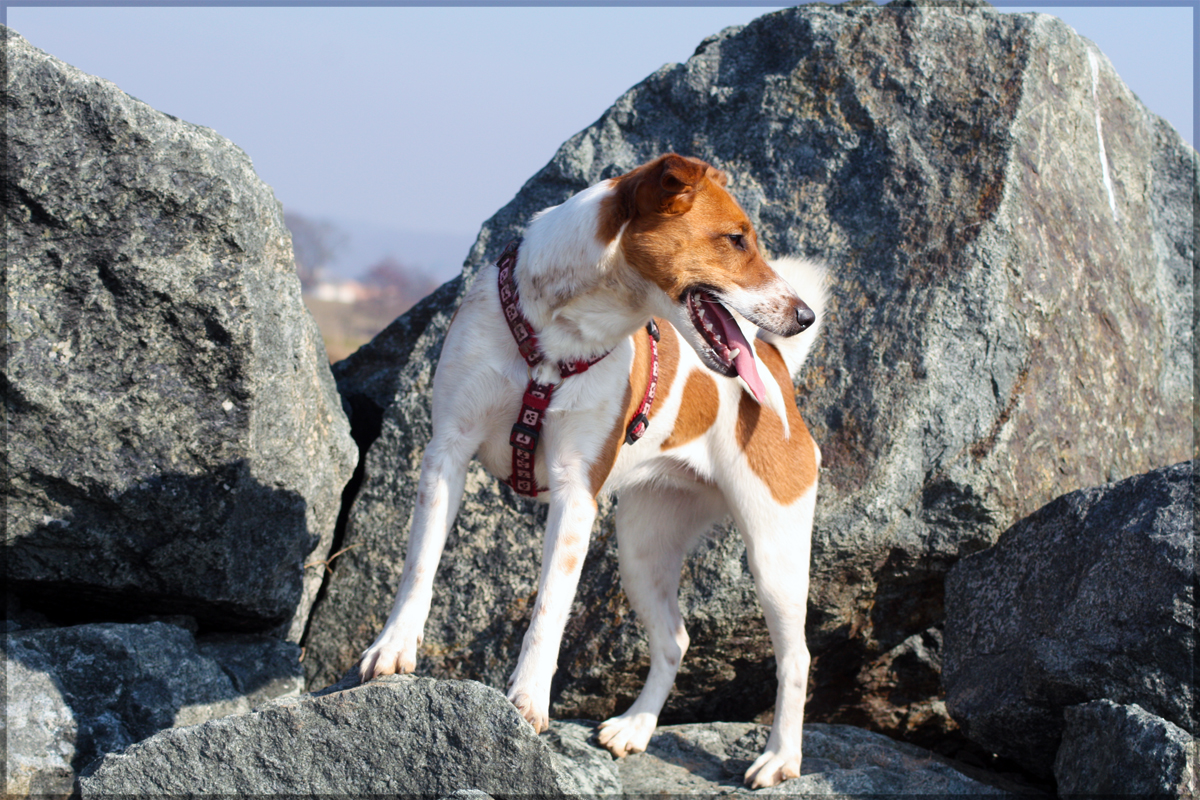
[301, 0, 1195, 748]
[618, 720, 1025, 796]
[76, 674, 1015, 798]
[943, 460, 1195, 777]
[542, 721, 624, 796]
[3, 26, 357, 640]
[1053, 700, 1196, 798]
[76, 675, 603, 797]
[619, 719, 1003, 796]
[3, 621, 302, 797]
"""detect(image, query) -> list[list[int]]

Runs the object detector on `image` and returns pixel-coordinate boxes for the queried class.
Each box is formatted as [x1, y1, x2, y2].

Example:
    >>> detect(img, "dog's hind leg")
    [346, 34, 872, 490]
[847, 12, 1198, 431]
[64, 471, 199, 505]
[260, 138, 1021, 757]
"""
[732, 481, 817, 789]
[597, 485, 727, 757]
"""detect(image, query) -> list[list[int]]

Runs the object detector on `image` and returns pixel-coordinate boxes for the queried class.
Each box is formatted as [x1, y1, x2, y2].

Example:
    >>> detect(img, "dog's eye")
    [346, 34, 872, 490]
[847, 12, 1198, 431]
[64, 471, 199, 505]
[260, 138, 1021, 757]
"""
[727, 233, 746, 251]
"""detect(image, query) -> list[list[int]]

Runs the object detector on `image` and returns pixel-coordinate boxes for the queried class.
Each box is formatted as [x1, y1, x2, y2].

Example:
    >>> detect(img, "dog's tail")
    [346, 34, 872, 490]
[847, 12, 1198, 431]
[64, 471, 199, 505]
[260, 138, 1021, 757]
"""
[757, 256, 828, 379]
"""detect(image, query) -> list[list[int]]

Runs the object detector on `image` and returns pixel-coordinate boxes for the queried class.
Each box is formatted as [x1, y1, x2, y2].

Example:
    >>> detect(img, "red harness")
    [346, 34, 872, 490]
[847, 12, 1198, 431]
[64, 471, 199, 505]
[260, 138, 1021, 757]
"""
[496, 240, 659, 497]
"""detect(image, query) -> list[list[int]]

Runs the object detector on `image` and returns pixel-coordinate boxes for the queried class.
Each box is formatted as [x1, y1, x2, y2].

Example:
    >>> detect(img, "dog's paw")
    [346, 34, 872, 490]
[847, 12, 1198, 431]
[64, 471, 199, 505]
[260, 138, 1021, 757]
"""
[744, 748, 802, 789]
[597, 711, 657, 757]
[358, 630, 420, 683]
[507, 688, 549, 733]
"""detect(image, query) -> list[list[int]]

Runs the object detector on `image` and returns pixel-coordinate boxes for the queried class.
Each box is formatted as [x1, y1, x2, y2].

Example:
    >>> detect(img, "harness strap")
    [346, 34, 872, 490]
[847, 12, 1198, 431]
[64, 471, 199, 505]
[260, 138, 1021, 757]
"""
[496, 240, 659, 497]
[508, 380, 554, 497]
[625, 320, 659, 444]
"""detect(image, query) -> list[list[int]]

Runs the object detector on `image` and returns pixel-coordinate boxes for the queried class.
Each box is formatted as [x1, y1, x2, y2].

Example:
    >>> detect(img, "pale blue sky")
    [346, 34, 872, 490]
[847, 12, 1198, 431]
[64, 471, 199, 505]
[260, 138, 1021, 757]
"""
[5, 4, 1194, 255]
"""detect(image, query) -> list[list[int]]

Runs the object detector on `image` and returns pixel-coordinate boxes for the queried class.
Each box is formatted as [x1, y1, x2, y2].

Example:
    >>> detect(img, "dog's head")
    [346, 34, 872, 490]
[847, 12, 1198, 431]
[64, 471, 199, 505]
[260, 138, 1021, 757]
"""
[601, 154, 814, 402]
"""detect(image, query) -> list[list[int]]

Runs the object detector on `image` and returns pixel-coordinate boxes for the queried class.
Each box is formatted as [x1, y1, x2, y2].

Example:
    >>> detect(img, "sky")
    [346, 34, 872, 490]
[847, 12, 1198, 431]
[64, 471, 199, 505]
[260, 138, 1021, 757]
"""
[4, 3, 1194, 278]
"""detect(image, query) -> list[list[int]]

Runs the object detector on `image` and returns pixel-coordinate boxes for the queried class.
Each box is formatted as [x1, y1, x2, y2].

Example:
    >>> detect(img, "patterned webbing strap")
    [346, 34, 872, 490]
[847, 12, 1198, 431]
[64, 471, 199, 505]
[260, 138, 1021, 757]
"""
[496, 240, 658, 497]
[625, 320, 660, 445]
[507, 379, 554, 497]
[497, 241, 542, 368]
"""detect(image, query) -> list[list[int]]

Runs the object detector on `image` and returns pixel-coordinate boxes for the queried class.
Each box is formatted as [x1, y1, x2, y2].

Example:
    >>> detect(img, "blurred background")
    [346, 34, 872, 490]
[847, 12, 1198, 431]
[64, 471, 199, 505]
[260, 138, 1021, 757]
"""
[5, 3, 1193, 361]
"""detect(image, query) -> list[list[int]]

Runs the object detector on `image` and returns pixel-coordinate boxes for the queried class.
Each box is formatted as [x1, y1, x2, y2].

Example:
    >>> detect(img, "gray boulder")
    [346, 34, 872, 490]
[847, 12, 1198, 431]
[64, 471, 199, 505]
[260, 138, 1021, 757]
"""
[70, 669, 1022, 798]
[75, 675, 613, 797]
[1053, 700, 1196, 798]
[617, 720, 1013, 796]
[302, 0, 1194, 744]
[3, 26, 357, 640]
[2, 621, 302, 797]
[943, 461, 1195, 777]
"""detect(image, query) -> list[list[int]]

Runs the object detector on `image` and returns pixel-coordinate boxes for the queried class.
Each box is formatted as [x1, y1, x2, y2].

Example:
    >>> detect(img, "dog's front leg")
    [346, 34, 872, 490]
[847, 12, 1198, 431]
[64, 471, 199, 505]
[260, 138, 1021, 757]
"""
[359, 431, 476, 682]
[505, 480, 598, 733]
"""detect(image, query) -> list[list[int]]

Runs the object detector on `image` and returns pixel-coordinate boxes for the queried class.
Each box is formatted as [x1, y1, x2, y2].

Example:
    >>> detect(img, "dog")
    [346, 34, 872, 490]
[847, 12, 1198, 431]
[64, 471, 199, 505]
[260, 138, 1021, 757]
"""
[359, 153, 826, 788]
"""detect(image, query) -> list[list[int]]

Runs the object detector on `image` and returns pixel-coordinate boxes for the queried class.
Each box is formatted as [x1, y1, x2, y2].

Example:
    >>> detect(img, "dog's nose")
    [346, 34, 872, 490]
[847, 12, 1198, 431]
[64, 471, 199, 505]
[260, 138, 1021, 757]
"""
[796, 304, 815, 332]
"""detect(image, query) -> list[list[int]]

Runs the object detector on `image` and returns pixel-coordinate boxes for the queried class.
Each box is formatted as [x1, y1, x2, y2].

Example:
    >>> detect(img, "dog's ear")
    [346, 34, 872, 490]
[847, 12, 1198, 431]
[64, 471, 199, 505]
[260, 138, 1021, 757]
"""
[641, 154, 709, 216]
[602, 154, 716, 237]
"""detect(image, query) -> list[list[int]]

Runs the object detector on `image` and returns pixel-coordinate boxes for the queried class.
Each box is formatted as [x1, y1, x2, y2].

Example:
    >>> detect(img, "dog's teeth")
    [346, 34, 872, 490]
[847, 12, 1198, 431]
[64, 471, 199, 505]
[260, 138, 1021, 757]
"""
[729, 347, 740, 360]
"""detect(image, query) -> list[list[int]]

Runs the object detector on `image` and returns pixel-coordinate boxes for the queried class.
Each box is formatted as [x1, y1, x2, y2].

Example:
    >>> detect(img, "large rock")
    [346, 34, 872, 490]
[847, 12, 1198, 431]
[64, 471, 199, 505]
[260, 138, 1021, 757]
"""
[302, 0, 1195, 744]
[75, 675, 611, 797]
[3, 622, 303, 797]
[616, 720, 1013, 796]
[943, 461, 1195, 777]
[1053, 700, 1196, 798]
[71, 671, 1022, 798]
[3, 27, 357, 639]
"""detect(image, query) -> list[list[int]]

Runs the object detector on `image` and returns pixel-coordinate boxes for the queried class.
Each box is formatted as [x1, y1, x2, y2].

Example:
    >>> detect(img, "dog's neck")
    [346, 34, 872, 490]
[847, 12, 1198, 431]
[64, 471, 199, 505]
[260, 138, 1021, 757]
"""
[515, 181, 657, 367]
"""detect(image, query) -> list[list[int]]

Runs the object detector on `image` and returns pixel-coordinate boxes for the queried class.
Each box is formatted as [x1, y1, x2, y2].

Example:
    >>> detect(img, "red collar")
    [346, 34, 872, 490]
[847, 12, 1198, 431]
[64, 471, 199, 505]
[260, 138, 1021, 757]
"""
[495, 240, 659, 497]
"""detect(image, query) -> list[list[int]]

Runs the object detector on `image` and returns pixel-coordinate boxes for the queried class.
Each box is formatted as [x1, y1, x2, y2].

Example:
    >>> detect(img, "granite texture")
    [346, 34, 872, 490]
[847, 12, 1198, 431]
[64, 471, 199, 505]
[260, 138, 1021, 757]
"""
[3, 622, 302, 797]
[3, 26, 357, 640]
[1053, 700, 1196, 798]
[944, 461, 1195, 776]
[77, 676, 603, 797]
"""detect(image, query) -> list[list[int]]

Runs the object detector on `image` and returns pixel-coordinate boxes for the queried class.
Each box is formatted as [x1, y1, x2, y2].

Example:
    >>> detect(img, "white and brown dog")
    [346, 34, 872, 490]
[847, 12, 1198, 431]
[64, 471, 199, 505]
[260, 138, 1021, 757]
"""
[360, 153, 826, 788]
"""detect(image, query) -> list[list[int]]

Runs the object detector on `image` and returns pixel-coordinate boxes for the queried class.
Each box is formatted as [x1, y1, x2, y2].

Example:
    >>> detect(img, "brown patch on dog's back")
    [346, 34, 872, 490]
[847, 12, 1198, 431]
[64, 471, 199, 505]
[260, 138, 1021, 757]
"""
[735, 342, 818, 504]
[587, 319, 680, 496]
[589, 384, 632, 497]
[585, 326, 650, 496]
[662, 370, 720, 450]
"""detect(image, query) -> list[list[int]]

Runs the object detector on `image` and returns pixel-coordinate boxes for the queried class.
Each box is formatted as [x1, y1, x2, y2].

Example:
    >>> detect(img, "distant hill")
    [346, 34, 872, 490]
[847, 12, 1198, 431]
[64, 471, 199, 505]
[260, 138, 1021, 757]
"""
[318, 216, 475, 284]
[303, 291, 418, 364]
[285, 212, 474, 361]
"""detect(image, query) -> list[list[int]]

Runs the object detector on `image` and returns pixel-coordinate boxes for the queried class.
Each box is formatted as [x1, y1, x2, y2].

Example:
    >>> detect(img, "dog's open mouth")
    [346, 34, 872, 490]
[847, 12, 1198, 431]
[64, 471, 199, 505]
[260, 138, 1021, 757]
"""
[685, 289, 767, 402]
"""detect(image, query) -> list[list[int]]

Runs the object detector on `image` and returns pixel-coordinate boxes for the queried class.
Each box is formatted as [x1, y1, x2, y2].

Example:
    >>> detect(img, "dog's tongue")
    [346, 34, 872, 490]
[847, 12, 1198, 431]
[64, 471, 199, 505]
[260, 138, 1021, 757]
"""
[732, 341, 767, 403]
[709, 299, 767, 403]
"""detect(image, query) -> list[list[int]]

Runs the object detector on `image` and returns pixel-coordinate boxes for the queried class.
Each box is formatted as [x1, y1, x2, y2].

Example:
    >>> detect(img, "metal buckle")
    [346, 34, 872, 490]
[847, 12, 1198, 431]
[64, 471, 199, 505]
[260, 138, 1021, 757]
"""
[625, 413, 649, 445]
[510, 423, 539, 451]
